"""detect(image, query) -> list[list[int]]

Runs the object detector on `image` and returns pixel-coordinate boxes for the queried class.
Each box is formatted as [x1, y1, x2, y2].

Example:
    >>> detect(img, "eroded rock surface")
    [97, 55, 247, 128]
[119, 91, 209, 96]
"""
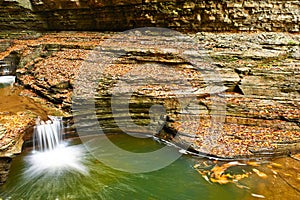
[0, 30, 297, 159]
[0, 112, 35, 157]
[0, 111, 35, 184]
[0, 85, 66, 184]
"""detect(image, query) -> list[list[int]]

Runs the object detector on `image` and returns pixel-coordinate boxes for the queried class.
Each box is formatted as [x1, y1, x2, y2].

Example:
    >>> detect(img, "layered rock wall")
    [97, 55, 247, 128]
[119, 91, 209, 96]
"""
[1, 0, 300, 32]
[1, 31, 298, 159]
[0, 0, 46, 30]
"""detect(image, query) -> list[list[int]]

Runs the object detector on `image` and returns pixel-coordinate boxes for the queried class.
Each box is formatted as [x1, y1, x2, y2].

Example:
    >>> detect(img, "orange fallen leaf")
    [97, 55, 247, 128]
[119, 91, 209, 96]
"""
[247, 161, 260, 167]
[271, 169, 278, 175]
[271, 162, 282, 168]
[251, 193, 265, 198]
[253, 168, 267, 178]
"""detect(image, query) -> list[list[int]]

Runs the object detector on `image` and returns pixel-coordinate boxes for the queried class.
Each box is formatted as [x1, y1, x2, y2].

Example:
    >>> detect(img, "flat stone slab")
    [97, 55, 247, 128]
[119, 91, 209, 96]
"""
[0, 31, 299, 159]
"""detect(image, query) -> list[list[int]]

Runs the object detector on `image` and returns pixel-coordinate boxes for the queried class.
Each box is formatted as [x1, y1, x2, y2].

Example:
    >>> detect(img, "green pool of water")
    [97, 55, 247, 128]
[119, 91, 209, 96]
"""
[0, 134, 250, 200]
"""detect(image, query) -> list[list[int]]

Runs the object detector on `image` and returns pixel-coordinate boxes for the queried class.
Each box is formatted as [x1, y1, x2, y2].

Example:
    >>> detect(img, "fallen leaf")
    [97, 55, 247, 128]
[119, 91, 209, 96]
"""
[253, 169, 267, 178]
[251, 193, 265, 198]
[202, 174, 211, 183]
[247, 161, 260, 167]
[210, 177, 230, 184]
[271, 169, 278, 175]
[271, 162, 282, 168]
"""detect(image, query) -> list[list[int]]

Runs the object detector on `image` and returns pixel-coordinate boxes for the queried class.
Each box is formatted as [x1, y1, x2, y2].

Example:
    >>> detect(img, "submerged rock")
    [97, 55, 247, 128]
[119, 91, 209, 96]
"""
[0, 157, 11, 185]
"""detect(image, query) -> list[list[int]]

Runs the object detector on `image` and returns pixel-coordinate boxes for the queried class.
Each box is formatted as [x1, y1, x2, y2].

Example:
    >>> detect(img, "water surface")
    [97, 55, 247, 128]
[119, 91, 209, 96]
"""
[1, 134, 248, 200]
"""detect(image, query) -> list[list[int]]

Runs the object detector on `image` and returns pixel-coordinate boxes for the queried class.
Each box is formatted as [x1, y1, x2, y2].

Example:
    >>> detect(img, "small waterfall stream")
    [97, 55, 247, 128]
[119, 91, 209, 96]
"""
[33, 116, 63, 152]
[0, 76, 15, 88]
[25, 116, 88, 177]
[0, 58, 16, 88]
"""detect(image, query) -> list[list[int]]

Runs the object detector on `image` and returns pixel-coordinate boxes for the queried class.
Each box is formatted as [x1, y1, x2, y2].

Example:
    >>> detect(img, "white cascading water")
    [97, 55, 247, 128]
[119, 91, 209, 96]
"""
[33, 116, 63, 151]
[0, 75, 15, 87]
[24, 116, 88, 178]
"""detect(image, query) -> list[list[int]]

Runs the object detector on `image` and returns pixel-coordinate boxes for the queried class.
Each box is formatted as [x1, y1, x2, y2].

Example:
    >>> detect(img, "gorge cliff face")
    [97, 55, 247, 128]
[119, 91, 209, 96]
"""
[0, 0, 299, 185]
[1, 30, 297, 159]
[1, 0, 300, 32]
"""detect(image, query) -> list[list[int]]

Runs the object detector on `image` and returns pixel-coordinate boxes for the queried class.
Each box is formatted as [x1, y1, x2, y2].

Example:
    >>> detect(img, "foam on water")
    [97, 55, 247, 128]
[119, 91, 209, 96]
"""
[25, 116, 88, 178]
[25, 143, 88, 178]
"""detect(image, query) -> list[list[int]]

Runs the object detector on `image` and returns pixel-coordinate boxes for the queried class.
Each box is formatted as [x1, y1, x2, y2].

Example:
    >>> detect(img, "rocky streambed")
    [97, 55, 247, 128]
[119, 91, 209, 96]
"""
[0, 30, 299, 183]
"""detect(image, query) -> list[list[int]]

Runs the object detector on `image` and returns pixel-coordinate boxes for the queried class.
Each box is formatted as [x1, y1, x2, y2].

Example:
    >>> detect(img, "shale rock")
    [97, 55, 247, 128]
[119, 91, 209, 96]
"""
[0, 0, 300, 32]
[0, 112, 36, 157]
[1, 31, 299, 159]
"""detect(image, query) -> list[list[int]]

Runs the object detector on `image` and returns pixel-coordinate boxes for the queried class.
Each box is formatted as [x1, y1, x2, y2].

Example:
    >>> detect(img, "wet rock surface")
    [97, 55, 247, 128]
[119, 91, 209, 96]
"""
[0, 87, 36, 184]
[0, 85, 66, 184]
[0, 85, 65, 157]
[0, 30, 298, 159]
[0, 157, 11, 185]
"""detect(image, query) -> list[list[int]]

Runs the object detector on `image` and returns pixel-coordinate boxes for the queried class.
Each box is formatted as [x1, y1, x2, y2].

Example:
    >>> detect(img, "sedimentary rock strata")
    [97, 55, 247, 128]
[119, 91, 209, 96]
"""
[1, 30, 298, 159]
[1, 0, 299, 32]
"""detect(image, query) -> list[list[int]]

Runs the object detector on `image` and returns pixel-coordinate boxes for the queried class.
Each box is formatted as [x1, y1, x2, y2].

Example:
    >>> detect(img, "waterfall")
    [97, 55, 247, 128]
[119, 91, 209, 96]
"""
[0, 59, 16, 87]
[33, 116, 63, 152]
[0, 75, 15, 87]
[24, 116, 88, 177]
[2, 68, 10, 75]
